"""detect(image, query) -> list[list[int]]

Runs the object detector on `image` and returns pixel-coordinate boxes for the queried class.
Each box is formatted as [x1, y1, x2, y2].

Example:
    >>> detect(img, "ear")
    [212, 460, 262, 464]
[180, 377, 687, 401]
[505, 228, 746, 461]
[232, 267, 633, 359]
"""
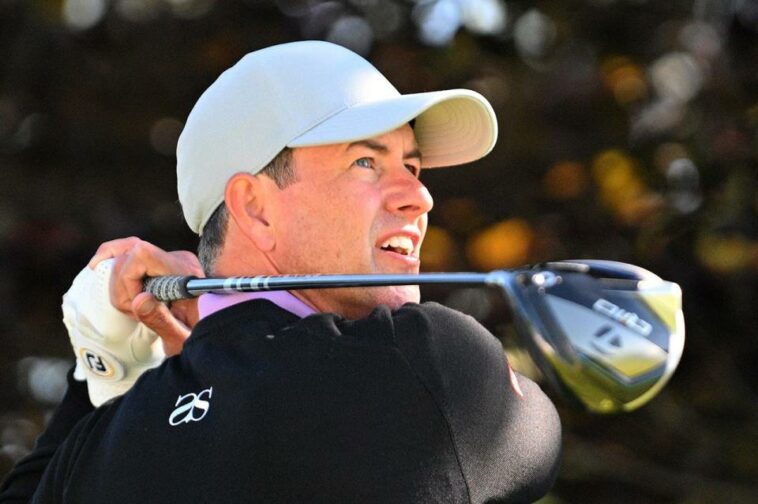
[224, 173, 276, 252]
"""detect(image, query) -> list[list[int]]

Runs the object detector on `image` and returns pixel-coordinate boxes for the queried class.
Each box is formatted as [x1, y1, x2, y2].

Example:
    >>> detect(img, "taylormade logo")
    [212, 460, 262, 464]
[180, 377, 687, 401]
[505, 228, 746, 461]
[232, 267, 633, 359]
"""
[169, 387, 213, 426]
[592, 299, 652, 336]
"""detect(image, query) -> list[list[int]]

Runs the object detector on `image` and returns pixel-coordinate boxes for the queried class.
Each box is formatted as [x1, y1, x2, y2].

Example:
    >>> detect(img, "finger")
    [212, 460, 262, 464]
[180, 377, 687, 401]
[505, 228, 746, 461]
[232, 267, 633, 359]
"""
[109, 252, 149, 315]
[106, 241, 204, 315]
[169, 299, 200, 330]
[88, 236, 142, 269]
[110, 241, 173, 313]
[132, 293, 190, 357]
[119, 243, 203, 287]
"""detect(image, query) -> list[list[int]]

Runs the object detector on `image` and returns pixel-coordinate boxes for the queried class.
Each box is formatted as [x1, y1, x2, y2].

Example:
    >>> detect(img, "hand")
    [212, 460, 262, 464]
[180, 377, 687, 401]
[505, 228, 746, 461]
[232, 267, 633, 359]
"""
[64, 258, 164, 406]
[63, 238, 204, 406]
[89, 237, 204, 355]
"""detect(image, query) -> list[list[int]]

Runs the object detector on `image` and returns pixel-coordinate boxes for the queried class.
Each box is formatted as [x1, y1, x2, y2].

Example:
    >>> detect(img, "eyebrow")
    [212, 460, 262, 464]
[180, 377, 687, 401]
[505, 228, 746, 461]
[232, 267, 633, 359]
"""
[347, 139, 422, 162]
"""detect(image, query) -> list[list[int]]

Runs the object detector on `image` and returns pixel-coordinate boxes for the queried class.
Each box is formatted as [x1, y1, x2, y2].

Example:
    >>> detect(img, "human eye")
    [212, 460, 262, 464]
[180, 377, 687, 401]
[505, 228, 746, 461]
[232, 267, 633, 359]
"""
[405, 164, 421, 178]
[353, 157, 375, 169]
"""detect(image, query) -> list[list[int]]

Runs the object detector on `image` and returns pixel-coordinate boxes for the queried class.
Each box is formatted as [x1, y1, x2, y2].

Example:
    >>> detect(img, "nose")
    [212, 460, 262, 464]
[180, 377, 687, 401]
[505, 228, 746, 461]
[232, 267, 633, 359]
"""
[384, 168, 434, 219]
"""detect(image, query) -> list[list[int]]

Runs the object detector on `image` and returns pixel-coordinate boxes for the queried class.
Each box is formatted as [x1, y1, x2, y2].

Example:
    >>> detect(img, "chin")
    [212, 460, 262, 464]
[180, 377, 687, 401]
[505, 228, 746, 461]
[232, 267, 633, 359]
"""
[377, 286, 420, 310]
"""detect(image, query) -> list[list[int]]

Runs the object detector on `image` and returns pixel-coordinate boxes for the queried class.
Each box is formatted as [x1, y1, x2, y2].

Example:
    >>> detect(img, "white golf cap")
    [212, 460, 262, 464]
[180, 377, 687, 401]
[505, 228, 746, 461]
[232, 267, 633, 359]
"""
[177, 40, 498, 234]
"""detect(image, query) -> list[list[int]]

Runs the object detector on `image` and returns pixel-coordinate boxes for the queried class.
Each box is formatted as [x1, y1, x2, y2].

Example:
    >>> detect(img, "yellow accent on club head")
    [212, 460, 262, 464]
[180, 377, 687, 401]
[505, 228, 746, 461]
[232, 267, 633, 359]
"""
[638, 281, 683, 332]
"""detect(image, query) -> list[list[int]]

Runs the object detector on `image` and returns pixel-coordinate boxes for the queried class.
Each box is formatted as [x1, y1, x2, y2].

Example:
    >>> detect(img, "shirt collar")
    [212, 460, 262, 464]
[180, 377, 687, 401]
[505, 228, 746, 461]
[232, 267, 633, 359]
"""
[198, 291, 318, 320]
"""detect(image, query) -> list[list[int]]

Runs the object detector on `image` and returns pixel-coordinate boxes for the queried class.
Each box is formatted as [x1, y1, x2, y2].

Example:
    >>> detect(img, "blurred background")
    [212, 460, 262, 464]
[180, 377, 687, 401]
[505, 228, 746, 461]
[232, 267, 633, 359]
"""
[0, 0, 756, 502]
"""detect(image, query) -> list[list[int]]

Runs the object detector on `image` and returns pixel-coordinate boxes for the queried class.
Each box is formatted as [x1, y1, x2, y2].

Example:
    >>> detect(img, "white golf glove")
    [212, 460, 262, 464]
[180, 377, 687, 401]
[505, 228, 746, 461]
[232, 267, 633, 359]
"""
[62, 258, 165, 406]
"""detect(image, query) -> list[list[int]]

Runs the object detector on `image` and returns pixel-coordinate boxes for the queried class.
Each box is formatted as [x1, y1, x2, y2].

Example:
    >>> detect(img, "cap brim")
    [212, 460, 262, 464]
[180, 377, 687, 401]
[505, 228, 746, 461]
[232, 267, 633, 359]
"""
[288, 89, 497, 168]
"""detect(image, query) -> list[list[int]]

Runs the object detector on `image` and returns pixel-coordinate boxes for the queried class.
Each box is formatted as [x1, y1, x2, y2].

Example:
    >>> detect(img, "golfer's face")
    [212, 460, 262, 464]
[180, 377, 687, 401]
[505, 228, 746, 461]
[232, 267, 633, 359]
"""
[268, 124, 433, 318]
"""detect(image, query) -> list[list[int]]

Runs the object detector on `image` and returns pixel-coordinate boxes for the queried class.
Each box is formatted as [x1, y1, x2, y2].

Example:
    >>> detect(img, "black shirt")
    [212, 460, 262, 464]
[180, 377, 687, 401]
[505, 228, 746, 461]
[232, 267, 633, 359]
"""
[2, 300, 561, 503]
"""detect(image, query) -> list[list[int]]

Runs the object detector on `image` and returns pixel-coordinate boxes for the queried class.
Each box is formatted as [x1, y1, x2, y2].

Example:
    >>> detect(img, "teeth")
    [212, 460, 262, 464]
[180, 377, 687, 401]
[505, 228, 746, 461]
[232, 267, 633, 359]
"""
[380, 235, 414, 255]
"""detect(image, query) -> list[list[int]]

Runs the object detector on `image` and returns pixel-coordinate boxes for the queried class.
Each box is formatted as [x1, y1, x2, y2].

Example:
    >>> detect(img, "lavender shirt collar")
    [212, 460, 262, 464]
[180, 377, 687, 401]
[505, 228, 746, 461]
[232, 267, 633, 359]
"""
[198, 291, 317, 320]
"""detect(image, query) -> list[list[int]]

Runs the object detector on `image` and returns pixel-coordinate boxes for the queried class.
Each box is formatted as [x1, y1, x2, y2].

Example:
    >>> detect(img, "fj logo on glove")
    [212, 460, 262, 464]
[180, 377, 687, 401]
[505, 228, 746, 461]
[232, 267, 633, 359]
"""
[169, 387, 213, 426]
[79, 348, 117, 378]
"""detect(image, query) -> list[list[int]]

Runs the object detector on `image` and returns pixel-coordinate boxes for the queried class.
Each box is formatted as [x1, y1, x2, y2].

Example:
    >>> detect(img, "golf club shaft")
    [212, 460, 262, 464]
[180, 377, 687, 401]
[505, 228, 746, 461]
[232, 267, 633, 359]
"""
[144, 271, 513, 302]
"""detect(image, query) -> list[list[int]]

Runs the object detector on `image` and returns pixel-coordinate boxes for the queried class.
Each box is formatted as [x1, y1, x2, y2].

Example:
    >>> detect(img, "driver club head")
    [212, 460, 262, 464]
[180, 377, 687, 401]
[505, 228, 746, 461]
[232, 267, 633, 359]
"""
[495, 260, 685, 413]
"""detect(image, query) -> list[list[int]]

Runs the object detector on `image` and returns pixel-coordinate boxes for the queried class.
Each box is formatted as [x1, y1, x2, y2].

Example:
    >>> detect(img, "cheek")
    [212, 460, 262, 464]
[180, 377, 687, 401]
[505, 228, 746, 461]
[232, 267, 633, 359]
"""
[277, 191, 354, 259]
[320, 182, 380, 230]
[275, 193, 319, 252]
[418, 214, 429, 239]
[276, 182, 381, 269]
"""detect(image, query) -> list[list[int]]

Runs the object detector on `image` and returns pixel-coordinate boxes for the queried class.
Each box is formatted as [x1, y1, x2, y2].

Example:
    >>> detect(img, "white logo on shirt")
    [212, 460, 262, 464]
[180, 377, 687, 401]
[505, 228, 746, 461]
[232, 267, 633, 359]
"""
[169, 387, 213, 426]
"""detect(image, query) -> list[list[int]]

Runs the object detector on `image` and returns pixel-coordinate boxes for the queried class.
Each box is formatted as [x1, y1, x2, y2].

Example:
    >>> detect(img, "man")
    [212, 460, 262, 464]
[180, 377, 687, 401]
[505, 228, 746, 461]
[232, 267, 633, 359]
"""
[1, 41, 560, 503]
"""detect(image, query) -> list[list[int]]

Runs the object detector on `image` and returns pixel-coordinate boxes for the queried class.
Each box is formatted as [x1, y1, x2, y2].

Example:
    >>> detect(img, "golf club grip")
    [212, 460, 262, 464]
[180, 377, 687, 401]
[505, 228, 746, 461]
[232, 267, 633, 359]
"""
[143, 275, 196, 302]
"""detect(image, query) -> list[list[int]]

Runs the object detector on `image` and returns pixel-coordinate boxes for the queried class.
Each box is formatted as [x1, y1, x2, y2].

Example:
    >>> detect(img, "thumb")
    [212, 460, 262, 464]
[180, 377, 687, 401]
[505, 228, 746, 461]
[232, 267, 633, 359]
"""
[132, 292, 190, 357]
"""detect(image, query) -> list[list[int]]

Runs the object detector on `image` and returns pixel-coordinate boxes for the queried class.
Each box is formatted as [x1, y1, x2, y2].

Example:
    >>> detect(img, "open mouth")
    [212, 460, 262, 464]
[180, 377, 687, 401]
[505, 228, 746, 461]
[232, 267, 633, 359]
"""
[379, 235, 414, 256]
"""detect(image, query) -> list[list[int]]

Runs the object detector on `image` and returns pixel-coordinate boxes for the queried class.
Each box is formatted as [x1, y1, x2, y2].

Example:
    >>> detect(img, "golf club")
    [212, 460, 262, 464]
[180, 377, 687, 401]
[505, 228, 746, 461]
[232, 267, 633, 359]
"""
[144, 260, 685, 413]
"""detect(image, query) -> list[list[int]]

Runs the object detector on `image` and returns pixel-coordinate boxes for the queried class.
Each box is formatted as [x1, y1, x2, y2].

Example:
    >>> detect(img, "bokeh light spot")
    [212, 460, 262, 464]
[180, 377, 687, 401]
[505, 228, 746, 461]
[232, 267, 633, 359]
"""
[650, 52, 703, 102]
[62, 0, 108, 31]
[467, 218, 534, 270]
[592, 150, 658, 225]
[17, 357, 71, 405]
[601, 57, 647, 105]
[543, 161, 588, 200]
[679, 21, 721, 60]
[696, 233, 756, 273]
[666, 158, 702, 213]
[413, 0, 462, 47]
[513, 9, 557, 62]
[460, 0, 507, 36]
[421, 225, 457, 271]
[327, 15, 374, 56]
